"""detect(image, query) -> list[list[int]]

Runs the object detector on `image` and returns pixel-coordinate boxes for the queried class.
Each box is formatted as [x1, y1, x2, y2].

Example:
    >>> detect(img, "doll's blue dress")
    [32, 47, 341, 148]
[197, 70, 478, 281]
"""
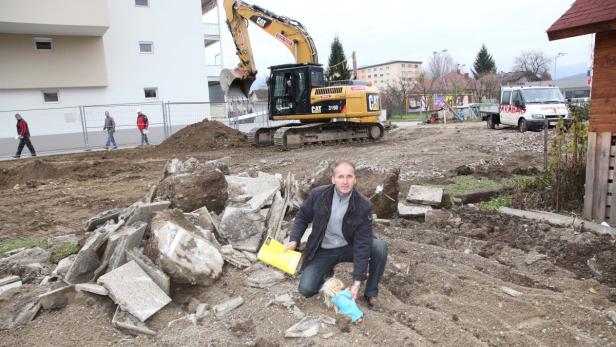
[331, 290, 363, 322]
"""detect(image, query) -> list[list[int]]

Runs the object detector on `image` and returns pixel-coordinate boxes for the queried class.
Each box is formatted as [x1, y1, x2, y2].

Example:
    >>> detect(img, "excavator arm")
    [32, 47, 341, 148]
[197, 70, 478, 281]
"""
[221, 0, 318, 97]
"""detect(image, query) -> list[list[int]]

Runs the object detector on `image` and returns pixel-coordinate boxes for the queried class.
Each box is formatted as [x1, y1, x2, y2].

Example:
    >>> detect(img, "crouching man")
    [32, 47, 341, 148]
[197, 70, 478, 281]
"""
[284, 160, 388, 310]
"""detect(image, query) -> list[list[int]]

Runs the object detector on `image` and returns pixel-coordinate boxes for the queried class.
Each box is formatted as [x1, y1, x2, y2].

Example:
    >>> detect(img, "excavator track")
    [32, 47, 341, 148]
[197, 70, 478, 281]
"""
[248, 125, 295, 146]
[272, 122, 384, 150]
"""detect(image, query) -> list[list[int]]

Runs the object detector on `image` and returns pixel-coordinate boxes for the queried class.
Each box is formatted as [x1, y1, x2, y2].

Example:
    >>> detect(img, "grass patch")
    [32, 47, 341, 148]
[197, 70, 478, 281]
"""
[49, 242, 79, 264]
[479, 196, 513, 210]
[437, 175, 530, 197]
[0, 238, 48, 257]
[390, 113, 428, 122]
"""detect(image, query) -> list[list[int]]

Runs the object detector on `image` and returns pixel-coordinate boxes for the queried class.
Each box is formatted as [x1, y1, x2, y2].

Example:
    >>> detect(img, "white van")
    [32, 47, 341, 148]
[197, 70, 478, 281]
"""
[480, 86, 571, 132]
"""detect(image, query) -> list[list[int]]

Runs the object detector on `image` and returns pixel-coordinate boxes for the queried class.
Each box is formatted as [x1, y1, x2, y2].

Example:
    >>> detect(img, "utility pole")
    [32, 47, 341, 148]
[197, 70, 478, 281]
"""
[352, 51, 357, 80]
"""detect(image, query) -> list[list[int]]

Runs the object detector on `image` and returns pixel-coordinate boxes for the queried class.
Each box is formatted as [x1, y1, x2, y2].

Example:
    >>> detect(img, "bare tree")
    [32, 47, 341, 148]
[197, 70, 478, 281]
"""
[513, 50, 551, 79]
[475, 73, 502, 101]
[428, 51, 454, 79]
[381, 77, 416, 116]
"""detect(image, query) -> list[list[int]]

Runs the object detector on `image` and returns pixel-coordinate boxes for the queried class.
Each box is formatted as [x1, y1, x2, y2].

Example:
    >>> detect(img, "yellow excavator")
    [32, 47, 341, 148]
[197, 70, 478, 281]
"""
[221, 0, 384, 150]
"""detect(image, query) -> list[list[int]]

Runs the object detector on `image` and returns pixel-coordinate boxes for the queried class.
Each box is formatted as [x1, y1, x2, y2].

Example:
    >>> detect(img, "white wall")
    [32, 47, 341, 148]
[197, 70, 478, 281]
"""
[0, 0, 210, 130]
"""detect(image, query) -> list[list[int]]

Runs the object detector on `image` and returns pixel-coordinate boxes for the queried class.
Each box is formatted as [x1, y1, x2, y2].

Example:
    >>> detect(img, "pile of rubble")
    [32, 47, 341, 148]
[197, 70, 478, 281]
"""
[0, 157, 406, 336]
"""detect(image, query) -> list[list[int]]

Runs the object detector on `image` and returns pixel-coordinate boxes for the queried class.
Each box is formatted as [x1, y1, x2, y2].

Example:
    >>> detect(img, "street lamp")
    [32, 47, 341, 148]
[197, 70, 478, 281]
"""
[553, 52, 566, 80]
[456, 63, 466, 73]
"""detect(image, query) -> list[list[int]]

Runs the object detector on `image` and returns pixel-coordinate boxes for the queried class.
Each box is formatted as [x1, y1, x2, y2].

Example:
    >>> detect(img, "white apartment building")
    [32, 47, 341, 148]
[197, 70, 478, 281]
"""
[357, 60, 422, 90]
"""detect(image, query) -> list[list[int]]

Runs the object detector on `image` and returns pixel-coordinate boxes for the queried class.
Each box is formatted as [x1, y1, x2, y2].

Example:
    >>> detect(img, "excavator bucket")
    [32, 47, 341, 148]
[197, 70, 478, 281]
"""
[220, 68, 256, 99]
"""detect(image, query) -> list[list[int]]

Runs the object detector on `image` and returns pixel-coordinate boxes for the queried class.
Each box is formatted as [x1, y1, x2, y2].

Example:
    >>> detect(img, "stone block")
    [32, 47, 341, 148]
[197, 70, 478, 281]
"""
[98, 261, 171, 322]
[212, 297, 243, 317]
[157, 166, 227, 214]
[125, 248, 170, 295]
[406, 185, 443, 205]
[398, 202, 433, 218]
[112, 306, 157, 336]
[84, 208, 123, 232]
[107, 223, 148, 271]
[64, 228, 111, 284]
[225, 172, 282, 198]
[148, 210, 223, 286]
[0, 275, 20, 286]
[75, 283, 108, 296]
[0, 247, 50, 267]
[125, 201, 171, 227]
[218, 206, 266, 252]
[245, 268, 285, 288]
[38, 285, 73, 310]
[0, 280, 22, 295]
[246, 188, 279, 211]
[424, 209, 453, 226]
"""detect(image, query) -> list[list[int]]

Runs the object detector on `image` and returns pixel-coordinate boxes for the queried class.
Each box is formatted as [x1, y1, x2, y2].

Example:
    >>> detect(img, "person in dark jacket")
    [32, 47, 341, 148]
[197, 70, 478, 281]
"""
[136, 109, 149, 145]
[103, 111, 117, 150]
[13, 113, 36, 158]
[285, 160, 388, 310]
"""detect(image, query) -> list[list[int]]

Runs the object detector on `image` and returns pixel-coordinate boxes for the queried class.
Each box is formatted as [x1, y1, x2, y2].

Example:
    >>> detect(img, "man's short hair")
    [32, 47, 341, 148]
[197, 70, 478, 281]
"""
[330, 160, 356, 176]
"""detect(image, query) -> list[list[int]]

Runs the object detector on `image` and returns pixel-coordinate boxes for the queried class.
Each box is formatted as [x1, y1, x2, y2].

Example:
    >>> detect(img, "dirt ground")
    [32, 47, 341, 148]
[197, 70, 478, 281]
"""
[0, 121, 615, 346]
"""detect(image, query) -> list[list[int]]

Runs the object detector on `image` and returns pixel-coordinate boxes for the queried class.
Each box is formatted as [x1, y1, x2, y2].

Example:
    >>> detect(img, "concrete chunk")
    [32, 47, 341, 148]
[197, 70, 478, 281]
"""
[245, 268, 285, 288]
[107, 223, 148, 271]
[38, 285, 73, 310]
[84, 208, 123, 232]
[406, 185, 443, 205]
[75, 283, 108, 296]
[398, 202, 433, 218]
[501, 286, 523, 297]
[112, 306, 157, 336]
[212, 297, 243, 317]
[0, 276, 20, 286]
[125, 201, 171, 227]
[0, 280, 22, 295]
[125, 248, 170, 295]
[98, 261, 171, 322]
[64, 227, 112, 284]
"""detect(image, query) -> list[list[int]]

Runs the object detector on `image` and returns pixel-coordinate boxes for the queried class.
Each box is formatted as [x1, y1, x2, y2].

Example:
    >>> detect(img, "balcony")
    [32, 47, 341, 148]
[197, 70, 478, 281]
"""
[203, 22, 220, 47]
[0, 0, 108, 36]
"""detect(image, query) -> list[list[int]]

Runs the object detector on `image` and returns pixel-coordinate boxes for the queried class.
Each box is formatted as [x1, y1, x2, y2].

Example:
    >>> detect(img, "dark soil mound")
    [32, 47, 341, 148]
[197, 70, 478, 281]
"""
[152, 120, 248, 155]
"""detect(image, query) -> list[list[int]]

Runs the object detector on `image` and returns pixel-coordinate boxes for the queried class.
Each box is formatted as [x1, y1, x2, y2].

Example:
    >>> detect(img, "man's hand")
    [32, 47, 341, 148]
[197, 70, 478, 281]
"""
[350, 281, 361, 300]
[283, 241, 297, 251]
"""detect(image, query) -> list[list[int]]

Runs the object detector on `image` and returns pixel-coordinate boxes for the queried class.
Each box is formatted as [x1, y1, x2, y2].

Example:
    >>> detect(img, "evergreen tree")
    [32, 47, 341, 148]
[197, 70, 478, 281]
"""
[326, 36, 351, 81]
[472, 44, 497, 79]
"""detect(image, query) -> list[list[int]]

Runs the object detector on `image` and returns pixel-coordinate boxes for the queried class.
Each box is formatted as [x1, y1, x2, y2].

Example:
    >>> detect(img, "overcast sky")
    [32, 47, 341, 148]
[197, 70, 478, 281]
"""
[206, 0, 593, 83]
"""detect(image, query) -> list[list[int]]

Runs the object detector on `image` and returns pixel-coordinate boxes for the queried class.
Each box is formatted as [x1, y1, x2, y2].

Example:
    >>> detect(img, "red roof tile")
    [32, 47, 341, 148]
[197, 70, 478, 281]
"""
[547, 0, 616, 38]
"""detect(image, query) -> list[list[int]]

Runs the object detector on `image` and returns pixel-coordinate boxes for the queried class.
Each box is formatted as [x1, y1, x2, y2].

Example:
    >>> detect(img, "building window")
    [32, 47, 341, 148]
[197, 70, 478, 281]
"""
[34, 37, 53, 50]
[42, 91, 59, 103]
[368, 75, 371, 78]
[139, 41, 153, 53]
[135, 0, 149, 6]
[144, 87, 158, 99]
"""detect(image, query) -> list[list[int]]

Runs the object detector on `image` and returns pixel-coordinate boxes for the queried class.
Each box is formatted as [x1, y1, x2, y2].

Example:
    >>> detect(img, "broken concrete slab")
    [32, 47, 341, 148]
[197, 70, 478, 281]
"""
[106, 222, 148, 271]
[268, 293, 294, 308]
[148, 209, 223, 286]
[51, 254, 77, 278]
[247, 188, 278, 211]
[221, 245, 252, 269]
[84, 208, 123, 232]
[0, 276, 20, 287]
[98, 261, 171, 322]
[48, 234, 80, 247]
[64, 227, 112, 284]
[112, 306, 157, 336]
[144, 184, 158, 204]
[206, 157, 231, 175]
[0, 247, 50, 267]
[498, 207, 616, 238]
[406, 185, 443, 205]
[525, 250, 548, 265]
[285, 316, 322, 338]
[212, 297, 243, 317]
[194, 206, 219, 232]
[501, 286, 522, 297]
[218, 205, 266, 252]
[38, 285, 73, 310]
[125, 248, 170, 295]
[265, 191, 286, 242]
[124, 201, 171, 227]
[424, 209, 454, 226]
[398, 202, 433, 218]
[0, 280, 22, 295]
[608, 311, 616, 325]
[75, 283, 108, 296]
[245, 268, 285, 288]
[157, 166, 228, 214]
[225, 172, 282, 198]
[0, 284, 43, 330]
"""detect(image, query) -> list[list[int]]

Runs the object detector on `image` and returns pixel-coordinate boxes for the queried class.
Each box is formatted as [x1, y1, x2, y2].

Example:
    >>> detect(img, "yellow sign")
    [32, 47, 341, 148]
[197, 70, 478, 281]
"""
[257, 237, 302, 275]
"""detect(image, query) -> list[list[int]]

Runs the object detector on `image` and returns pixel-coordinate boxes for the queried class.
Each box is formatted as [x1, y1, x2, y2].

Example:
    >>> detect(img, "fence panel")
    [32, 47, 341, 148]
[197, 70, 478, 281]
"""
[0, 106, 83, 157]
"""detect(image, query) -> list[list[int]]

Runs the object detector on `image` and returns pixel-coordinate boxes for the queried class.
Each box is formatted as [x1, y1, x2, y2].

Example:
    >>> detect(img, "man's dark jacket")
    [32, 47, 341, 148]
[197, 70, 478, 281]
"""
[289, 184, 373, 281]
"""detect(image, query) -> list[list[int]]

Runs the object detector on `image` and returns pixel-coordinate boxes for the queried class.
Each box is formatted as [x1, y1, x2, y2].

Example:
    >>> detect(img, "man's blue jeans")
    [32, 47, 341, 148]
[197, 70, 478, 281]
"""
[298, 238, 387, 298]
[106, 130, 117, 148]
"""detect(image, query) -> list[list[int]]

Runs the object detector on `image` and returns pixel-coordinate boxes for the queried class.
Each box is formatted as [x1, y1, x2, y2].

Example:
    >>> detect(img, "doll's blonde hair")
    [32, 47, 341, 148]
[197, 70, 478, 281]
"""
[319, 277, 344, 308]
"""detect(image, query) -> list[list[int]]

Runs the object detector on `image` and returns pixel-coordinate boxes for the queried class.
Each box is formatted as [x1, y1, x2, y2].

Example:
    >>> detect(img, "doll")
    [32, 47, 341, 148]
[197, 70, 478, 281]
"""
[319, 277, 363, 323]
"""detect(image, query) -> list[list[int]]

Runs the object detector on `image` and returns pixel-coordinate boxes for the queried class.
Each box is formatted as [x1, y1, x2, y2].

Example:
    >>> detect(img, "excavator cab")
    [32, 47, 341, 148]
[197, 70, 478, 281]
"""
[268, 64, 325, 117]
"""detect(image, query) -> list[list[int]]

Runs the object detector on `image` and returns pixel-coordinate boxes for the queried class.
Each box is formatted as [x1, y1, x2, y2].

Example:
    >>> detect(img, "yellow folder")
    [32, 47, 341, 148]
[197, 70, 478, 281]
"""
[257, 237, 301, 275]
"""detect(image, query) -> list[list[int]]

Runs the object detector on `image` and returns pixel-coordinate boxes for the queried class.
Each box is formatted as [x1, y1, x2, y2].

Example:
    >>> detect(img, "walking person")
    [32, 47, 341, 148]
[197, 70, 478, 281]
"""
[13, 113, 36, 158]
[103, 111, 118, 150]
[136, 109, 150, 145]
[285, 160, 388, 311]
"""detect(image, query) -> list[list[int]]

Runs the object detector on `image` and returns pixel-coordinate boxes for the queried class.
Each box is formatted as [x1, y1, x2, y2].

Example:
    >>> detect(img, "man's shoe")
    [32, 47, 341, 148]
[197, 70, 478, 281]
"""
[364, 295, 382, 311]
[12, 155, 20, 159]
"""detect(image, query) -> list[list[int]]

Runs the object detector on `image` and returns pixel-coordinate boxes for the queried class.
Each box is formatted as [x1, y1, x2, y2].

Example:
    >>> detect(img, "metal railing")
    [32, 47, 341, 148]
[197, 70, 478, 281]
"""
[0, 99, 277, 159]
